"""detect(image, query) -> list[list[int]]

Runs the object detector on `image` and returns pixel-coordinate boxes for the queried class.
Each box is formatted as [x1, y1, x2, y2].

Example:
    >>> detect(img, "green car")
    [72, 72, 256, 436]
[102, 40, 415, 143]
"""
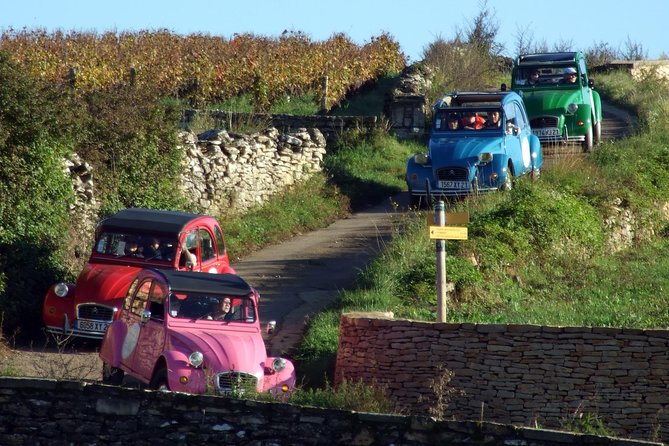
[510, 52, 602, 152]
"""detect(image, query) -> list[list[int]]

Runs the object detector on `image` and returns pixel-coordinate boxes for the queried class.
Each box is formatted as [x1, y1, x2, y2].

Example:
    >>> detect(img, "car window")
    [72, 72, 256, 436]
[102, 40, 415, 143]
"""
[214, 225, 225, 257]
[513, 103, 528, 130]
[199, 229, 215, 262]
[123, 278, 140, 311]
[130, 280, 152, 316]
[180, 230, 198, 268]
[94, 232, 176, 263]
[148, 282, 167, 321]
[170, 293, 256, 323]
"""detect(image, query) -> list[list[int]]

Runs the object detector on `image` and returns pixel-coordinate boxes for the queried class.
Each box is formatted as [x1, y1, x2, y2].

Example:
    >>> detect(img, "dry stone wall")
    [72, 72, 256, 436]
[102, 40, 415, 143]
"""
[0, 377, 658, 445]
[335, 313, 669, 443]
[180, 126, 327, 214]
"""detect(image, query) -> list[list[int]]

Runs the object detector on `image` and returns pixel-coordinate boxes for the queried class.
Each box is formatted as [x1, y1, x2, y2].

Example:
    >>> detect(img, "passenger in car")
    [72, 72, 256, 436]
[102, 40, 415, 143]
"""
[485, 110, 502, 128]
[527, 69, 540, 85]
[447, 113, 460, 130]
[561, 67, 578, 84]
[462, 111, 485, 130]
[208, 297, 234, 321]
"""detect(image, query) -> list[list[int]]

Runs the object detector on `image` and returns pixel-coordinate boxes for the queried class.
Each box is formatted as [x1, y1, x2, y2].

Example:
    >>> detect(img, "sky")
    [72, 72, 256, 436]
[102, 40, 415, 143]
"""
[1, 0, 667, 63]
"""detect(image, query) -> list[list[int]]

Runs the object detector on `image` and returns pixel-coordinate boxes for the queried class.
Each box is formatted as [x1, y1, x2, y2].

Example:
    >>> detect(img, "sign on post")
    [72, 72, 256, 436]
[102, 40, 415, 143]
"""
[430, 206, 469, 322]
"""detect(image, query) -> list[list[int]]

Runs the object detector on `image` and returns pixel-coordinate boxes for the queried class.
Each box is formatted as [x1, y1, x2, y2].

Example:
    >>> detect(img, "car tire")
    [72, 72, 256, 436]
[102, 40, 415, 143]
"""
[583, 126, 593, 152]
[501, 165, 514, 191]
[408, 190, 421, 209]
[151, 367, 169, 391]
[102, 363, 124, 385]
[594, 119, 601, 145]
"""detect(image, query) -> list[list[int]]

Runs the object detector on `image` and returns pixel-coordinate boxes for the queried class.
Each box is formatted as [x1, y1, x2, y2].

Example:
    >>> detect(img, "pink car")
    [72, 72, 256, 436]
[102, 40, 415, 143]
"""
[99, 269, 296, 397]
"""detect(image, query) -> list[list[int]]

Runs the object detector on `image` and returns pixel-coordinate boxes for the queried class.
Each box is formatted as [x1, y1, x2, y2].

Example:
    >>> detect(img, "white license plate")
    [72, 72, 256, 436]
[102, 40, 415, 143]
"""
[77, 320, 109, 332]
[533, 127, 561, 137]
[438, 180, 469, 189]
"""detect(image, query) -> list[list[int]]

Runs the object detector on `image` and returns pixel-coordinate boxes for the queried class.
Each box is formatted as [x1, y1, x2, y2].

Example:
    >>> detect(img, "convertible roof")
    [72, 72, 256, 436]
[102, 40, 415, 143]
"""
[99, 208, 208, 236]
[158, 270, 253, 296]
[517, 52, 578, 64]
[433, 91, 513, 109]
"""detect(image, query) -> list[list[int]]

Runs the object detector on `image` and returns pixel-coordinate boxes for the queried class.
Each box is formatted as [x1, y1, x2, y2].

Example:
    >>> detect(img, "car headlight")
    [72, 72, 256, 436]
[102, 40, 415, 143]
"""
[567, 103, 578, 115]
[414, 153, 429, 165]
[479, 152, 493, 164]
[272, 357, 287, 372]
[54, 283, 69, 297]
[188, 351, 204, 368]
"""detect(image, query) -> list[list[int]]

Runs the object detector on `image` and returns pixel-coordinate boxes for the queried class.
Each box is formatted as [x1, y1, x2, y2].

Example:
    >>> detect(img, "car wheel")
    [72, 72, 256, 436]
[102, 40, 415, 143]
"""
[151, 367, 169, 391]
[594, 119, 601, 145]
[583, 126, 593, 152]
[501, 165, 513, 191]
[408, 190, 421, 209]
[102, 363, 124, 385]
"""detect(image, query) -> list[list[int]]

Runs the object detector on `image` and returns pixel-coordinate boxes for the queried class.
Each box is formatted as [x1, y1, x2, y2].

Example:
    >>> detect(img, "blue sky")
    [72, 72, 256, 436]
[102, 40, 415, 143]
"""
[1, 0, 666, 63]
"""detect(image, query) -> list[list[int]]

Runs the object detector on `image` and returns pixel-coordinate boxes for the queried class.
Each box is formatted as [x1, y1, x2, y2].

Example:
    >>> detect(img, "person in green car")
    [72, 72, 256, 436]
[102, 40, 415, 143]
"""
[528, 69, 540, 85]
[562, 67, 578, 84]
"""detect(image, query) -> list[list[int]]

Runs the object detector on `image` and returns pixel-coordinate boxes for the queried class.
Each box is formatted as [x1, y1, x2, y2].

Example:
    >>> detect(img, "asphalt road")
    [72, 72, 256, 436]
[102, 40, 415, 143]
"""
[232, 198, 405, 357]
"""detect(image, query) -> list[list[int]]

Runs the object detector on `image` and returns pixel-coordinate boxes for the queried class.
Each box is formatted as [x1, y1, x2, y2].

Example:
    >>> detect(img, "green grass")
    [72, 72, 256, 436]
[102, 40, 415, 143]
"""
[221, 174, 350, 261]
[323, 128, 419, 209]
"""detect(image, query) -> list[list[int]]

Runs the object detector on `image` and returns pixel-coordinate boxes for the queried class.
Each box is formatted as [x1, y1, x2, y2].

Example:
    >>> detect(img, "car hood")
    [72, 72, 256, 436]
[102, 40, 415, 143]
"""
[75, 263, 142, 305]
[429, 135, 503, 167]
[169, 328, 267, 373]
[519, 89, 584, 115]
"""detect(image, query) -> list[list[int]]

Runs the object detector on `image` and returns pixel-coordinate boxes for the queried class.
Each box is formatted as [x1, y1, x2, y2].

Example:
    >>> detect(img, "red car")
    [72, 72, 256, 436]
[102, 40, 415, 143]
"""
[43, 208, 235, 339]
[99, 269, 295, 397]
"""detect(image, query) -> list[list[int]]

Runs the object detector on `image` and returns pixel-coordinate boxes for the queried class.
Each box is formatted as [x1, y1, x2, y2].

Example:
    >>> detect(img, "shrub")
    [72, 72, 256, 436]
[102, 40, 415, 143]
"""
[0, 52, 75, 336]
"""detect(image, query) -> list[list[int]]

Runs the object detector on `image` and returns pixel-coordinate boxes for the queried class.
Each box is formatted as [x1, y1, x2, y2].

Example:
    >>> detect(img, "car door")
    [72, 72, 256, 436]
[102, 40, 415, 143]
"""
[118, 279, 151, 376]
[131, 280, 168, 379]
[198, 228, 220, 273]
[504, 101, 531, 175]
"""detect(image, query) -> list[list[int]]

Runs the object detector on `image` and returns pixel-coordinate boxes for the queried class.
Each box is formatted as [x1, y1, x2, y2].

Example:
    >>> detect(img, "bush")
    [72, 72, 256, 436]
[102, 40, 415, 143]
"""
[0, 52, 75, 336]
[75, 87, 187, 215]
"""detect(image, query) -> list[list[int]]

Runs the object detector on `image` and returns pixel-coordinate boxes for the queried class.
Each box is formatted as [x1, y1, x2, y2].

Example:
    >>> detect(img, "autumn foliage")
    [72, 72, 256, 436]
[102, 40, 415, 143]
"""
[0, 28, 406, 110]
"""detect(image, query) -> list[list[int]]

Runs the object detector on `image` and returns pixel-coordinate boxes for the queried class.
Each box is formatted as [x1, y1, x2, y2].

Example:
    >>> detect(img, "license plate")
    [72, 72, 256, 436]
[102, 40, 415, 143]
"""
[77, 320, 109, 332]
[533, 127, 560, 137]
[438, 180, 469, 189]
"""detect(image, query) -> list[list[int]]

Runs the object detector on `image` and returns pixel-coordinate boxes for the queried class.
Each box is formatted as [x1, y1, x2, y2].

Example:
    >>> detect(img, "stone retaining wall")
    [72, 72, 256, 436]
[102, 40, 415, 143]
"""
[0, 377, 658, 445]
[179, 126, 327, 214]
[334, 313, 669, 443]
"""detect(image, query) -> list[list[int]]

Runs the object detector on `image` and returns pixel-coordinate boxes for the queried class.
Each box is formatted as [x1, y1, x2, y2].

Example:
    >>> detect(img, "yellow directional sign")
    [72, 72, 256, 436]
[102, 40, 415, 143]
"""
[429, 226, 468, 240]
[427, 212, 470, 226]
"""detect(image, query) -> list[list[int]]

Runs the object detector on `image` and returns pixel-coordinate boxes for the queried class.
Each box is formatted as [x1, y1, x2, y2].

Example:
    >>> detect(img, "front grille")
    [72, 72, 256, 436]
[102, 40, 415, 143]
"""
[216, 372, 258, 395]
[436, 167, 469, 181]
[530, 116, 559, 128]
[77, 304, 115, 322]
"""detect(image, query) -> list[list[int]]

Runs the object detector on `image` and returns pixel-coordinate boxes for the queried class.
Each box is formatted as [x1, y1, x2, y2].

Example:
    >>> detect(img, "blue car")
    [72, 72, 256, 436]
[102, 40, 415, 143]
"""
[406, 91, 543, 206]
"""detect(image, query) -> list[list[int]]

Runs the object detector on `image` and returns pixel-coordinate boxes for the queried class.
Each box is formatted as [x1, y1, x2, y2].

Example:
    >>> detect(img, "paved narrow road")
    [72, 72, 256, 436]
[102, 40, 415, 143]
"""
[232, 198, 404, 357]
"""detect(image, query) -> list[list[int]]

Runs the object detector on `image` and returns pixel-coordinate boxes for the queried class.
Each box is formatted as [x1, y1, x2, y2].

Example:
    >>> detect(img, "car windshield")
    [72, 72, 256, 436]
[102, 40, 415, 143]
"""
[433, 109, 503, 132]
[168, 292, 256, 323]
[94, 232, 177, 263]
[514, 66, 578, 86]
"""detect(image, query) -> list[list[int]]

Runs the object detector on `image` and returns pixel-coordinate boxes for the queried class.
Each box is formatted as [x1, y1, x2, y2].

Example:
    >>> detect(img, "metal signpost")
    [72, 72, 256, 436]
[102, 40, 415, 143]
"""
[428, 201, 469, 322]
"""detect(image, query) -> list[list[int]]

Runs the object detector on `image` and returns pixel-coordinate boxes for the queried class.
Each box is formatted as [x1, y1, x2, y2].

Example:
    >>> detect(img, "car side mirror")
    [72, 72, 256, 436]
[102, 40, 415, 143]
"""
[141, 309, 151, 324]
[500, 83, 507, 92]
[588, 79, 595, 88]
